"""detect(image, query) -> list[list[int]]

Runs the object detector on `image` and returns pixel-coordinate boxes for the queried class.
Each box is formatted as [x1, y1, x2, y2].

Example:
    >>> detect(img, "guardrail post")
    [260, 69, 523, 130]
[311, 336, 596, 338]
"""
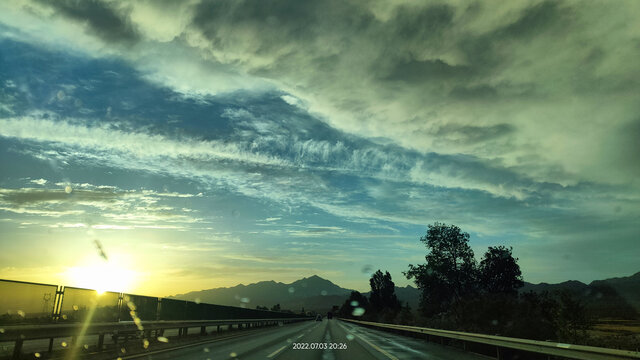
[200, 326, 206, 335]
[496, 347, 502, 360]
[98, 333, 105, 351]
[48, 337, 54, 353]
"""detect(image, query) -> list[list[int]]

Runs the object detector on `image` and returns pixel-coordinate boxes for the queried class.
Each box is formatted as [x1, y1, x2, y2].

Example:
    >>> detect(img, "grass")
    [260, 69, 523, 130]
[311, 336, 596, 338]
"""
[585, 320, 640, 352]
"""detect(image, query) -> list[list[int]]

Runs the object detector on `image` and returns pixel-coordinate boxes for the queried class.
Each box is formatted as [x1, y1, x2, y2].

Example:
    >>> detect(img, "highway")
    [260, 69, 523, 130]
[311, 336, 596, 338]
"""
[129, 319, 487, 360]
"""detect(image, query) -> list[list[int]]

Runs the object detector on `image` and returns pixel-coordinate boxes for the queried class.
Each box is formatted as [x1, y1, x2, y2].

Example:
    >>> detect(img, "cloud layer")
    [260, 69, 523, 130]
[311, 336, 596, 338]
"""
[0, 0, 639, 293]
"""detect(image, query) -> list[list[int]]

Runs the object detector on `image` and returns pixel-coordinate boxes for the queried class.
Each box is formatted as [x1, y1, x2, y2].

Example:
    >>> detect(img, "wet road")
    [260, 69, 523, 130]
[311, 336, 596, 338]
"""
[132, 319, 487, 360]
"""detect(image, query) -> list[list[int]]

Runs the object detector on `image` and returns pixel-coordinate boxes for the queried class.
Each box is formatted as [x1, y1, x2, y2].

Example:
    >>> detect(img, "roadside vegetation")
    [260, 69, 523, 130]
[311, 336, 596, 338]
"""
[339, 223, 639, 351]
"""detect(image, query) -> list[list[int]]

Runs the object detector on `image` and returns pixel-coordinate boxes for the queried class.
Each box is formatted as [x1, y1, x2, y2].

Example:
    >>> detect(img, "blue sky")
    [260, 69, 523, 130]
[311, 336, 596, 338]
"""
[0, 1, 638, 296]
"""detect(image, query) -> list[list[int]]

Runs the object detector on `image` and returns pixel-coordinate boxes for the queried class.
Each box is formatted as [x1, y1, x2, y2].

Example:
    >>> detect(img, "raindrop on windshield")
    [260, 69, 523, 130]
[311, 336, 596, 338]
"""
[288, 287, 295, 294]
[65, 185, 72, 194]
[350, 301, 359, 307]
[157, 336, 168, 343]
[346, 334, 355, 341]
[352, 307, 365, 316]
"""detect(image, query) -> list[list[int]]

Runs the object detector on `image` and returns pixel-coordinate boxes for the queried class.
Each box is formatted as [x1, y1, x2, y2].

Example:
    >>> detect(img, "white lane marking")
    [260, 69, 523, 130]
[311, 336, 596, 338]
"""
[296, 334, 304, 339]
[340, 322, 423, 355]
[337, 322, 399, 360]
[322, 326, 336, 360]
[354, 334, 399, 360]
[267, 345, 288, 358]
[345, 324, 422, 355]
[388, 340, 424, 355]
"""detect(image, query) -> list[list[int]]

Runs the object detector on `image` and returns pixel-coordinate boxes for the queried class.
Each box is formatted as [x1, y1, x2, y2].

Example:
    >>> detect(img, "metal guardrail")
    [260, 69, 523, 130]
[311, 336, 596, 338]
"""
[1, 317, 313, 359]
[341, 318, 640, 360]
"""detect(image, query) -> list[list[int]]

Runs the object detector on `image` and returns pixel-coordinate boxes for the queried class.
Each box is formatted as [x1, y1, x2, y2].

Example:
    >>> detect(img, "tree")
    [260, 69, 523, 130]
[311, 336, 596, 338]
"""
[271, 303, 281, 311]
[395, 302, 414, 325]
[369, 270, 401, 313]
[405, 223, 477, 317]
[478, 246, 523, 296]
[339, 291, 369, 318]
[556, 290, 592, 343]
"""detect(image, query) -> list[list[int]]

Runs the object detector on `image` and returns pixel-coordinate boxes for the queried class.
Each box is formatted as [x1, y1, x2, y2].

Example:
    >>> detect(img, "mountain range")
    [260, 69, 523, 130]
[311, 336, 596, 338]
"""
[520, 272, 640, 318]
[171, 272, 640, 318]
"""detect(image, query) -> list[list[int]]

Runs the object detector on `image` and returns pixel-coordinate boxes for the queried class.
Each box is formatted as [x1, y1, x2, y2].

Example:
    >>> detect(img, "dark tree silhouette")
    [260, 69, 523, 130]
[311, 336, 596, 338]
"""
[478, 246, 523, 295]
[339, 291, 370, 318]
[369, 270, 401, 312]
[405, 223, 477, 317]
[270, 303, 281, 311]
[556, 290, 592, 343]
[396, 302, 414, 325]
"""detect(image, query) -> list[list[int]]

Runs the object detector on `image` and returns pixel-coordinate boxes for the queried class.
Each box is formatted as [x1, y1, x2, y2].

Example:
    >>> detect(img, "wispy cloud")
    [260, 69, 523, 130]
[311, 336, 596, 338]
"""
[29, 178, 47, 186]
[0, 184, 201, 227]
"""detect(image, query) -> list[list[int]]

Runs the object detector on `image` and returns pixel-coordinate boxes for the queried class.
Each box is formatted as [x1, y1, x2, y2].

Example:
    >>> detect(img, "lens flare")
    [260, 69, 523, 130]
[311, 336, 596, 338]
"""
[64, 255, 137, 293]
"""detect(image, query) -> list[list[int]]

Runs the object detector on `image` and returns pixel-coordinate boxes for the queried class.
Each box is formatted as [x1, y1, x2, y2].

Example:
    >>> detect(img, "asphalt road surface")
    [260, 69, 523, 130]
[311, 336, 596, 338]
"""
[130, 319, 487, 360]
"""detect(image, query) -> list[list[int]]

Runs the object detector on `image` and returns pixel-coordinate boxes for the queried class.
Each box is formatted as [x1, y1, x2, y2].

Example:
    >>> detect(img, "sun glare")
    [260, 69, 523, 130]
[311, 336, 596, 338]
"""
[64, 256, 138, 294]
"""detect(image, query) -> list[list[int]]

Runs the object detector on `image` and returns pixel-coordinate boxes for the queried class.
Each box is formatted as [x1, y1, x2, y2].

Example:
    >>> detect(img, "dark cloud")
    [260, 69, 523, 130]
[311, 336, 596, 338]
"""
[391, 4, 455, 40]
[457, 1, 568, 72]
[382, 58, 474, 84]
[434, 123, 515, 144]
[611, 118, 640, 175]
[0, 188, 121, 206]
[36, 0, 140, 44]
[192, 0, 372, 55]
[449, 84, 498, 100]
[500, 1, 564, 39]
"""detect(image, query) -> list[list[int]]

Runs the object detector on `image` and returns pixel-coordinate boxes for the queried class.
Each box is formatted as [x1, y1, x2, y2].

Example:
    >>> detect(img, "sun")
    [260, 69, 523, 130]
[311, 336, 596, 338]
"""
[64, 256, 138, 294]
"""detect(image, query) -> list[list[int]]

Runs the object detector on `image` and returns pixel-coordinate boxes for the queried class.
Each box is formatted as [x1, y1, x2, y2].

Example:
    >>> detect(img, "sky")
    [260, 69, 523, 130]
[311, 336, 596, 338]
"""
[0, 0, 638, 297]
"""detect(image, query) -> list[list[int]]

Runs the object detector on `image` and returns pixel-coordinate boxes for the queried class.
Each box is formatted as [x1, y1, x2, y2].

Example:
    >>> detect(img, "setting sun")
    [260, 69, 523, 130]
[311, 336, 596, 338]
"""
[64, 257, 138, 294]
